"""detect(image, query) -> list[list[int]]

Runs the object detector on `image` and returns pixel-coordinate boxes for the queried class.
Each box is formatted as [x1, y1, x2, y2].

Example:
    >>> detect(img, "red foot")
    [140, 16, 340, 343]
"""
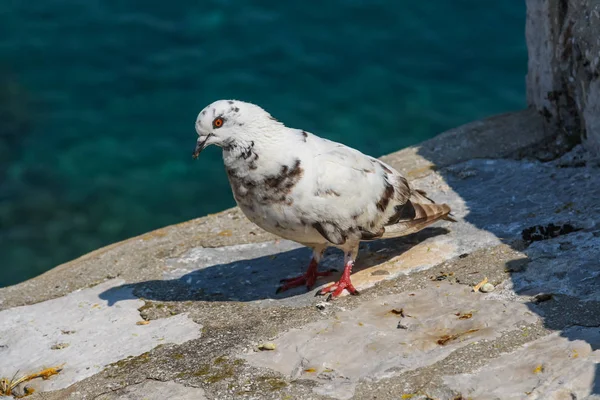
[276, 259, 333, 293]
[319, 261, 359, 299]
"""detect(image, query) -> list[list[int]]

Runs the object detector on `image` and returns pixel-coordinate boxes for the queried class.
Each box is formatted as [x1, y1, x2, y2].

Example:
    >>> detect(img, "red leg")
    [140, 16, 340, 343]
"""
[276, 256, 332, 294]
[319, 259, 359, 299]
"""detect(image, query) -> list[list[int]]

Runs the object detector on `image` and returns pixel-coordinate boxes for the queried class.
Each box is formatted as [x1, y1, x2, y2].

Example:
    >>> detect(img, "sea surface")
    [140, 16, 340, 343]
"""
[0, 1, 527, 287]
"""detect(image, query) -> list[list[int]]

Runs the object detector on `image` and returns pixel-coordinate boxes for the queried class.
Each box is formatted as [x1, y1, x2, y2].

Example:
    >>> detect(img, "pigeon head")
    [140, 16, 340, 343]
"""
[193, 100, 281, 158]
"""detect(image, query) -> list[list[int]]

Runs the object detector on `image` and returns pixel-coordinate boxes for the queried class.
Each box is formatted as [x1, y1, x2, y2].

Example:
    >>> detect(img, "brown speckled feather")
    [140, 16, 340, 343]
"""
[381, 189, 453, 239]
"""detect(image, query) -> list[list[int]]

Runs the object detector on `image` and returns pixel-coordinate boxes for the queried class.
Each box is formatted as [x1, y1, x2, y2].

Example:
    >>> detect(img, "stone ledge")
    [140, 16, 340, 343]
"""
[3, 109, 600, 399]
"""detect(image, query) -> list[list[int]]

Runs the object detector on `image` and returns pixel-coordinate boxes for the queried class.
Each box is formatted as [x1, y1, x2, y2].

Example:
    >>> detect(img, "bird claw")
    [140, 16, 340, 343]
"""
[319, 277, 359, 299]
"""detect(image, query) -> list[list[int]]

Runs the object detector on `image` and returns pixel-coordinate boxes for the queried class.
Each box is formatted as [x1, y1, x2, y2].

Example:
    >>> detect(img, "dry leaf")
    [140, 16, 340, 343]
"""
[0, 365, 64, 396]
[437, 329, 480, 345]
[455, 312, 473, 320]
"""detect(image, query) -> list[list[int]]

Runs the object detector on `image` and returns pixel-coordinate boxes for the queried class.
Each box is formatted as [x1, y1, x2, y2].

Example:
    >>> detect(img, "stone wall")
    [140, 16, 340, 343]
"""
[526, 0, 600, 156]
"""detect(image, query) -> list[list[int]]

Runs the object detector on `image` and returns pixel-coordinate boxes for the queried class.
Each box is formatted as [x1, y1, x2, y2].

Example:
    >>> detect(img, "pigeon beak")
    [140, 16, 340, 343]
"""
[192, 134, 212, 159]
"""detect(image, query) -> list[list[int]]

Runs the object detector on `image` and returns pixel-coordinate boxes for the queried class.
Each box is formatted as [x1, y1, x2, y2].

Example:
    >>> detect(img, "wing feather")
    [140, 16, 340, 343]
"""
[295, 136, 413, 243]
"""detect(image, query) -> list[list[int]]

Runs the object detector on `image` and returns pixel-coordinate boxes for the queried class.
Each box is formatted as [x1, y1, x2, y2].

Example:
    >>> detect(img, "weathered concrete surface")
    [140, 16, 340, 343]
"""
[2, 111, 600, 399]
[505, 230, 600, 302]
[244, 283, 538, 399]
[0, 280, 201, 393]
[445, 326, 600, 400]
[526, 0, 600, 156]
[94, 380, 208, 400]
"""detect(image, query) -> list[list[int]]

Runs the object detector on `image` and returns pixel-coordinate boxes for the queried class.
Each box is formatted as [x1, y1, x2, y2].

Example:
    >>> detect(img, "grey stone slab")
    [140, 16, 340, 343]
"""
[94, 380, 208, 400]
[445, 326, 600, 400]
[164, 240, 313, 305]
[507, 231, 600, 302]
[0, 279, 201, 394]
[442, 159, 600, 239]
[242, 283, 539, 400]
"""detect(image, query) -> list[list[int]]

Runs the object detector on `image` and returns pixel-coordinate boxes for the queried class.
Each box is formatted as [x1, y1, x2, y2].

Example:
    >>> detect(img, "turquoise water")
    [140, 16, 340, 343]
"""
[0, 1, 527, 287]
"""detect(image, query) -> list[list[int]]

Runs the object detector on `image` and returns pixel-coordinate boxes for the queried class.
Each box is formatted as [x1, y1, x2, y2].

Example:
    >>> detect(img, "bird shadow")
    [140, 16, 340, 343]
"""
[99, 227, 449, 305]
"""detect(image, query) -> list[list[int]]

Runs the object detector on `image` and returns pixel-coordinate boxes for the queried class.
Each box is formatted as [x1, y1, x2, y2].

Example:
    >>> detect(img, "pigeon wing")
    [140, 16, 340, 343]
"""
[296, 138, 410, 242]
[296, 135, 452, 244]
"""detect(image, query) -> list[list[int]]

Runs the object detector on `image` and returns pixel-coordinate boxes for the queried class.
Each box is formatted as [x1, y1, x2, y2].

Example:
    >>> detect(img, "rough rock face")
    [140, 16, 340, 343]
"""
[526, 0, 600, 156]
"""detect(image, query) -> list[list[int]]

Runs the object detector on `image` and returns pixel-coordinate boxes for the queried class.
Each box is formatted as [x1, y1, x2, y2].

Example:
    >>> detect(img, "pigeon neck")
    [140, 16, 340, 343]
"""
[222, 125, 294, 174]
[222, 139, 260, 172]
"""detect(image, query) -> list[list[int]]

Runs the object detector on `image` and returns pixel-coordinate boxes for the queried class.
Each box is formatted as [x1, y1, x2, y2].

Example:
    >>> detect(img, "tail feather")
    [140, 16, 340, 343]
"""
[442, 214, 457, 222]
[382, 189, 454, 239]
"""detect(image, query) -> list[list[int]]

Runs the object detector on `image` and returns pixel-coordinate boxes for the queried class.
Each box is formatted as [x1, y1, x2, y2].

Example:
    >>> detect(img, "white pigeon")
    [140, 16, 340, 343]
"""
[193, 100, 454, 298]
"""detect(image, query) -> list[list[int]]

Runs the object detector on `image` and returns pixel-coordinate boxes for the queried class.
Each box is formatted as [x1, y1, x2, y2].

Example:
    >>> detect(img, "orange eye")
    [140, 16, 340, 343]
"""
[213, 117, 224, 128]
